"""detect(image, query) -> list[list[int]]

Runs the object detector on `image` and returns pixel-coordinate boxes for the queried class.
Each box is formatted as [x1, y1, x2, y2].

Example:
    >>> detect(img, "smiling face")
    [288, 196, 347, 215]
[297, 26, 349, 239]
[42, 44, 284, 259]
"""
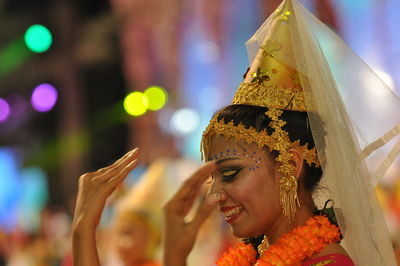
[208, 135, 283, 238]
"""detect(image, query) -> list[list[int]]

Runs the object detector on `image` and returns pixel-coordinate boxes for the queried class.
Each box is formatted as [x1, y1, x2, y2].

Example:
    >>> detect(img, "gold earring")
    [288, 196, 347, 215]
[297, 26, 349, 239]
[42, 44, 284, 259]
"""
[279, 175, 300, 222]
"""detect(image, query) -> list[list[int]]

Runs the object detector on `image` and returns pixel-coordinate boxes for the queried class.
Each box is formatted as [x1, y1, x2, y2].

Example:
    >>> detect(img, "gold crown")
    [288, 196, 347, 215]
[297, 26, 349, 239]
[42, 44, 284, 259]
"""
[201, 113, 320, 168]
[232, 1, 307, 111]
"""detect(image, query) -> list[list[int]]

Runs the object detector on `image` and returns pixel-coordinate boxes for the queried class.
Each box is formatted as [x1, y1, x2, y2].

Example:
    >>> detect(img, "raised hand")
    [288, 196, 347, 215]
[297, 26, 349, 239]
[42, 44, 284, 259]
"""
[72, 148, 140, 266]
[163, 162, 221, 266]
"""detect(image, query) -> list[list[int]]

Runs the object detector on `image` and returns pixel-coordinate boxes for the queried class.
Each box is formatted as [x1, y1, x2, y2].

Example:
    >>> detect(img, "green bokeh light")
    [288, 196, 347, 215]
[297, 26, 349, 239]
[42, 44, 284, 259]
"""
[124, 92, 148, 116]
[144, 86, 168, 111]
[0, 39, 31, 76]
[24, 24, 53, 53]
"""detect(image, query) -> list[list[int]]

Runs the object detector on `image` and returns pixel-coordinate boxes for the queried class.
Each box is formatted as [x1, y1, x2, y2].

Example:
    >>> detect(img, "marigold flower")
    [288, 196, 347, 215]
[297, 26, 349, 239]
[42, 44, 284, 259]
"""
[216, 216, 342, 266]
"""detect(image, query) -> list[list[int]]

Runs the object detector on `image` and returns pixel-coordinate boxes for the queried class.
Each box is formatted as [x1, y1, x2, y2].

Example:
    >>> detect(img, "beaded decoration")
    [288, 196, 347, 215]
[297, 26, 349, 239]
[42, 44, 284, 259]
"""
[209, 149, 263, 171]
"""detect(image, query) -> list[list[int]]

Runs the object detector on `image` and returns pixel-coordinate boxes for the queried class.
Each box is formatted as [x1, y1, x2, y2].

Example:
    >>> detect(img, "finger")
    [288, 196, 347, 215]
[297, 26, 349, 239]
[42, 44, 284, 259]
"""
[180, 181, 224, 215]
[172, 162, 217, 202]
[108, 159, 139, 183]
[165, 163, 216, 219]
[164, 163, 216, 222]
[103, 159, 139, 197]
[95, 148, 139, 174]
[189, 192, 220, 231]
[93, 149, 139, 182]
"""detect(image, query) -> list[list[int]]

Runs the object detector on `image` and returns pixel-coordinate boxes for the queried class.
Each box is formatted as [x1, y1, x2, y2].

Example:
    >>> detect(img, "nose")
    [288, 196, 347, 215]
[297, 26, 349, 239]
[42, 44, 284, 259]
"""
[209, 177, 227, 202]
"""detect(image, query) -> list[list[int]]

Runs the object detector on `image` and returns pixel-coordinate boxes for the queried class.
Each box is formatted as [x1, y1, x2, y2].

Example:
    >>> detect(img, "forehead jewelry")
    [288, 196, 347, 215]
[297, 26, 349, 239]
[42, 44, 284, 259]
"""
[210, 149, 263, 171]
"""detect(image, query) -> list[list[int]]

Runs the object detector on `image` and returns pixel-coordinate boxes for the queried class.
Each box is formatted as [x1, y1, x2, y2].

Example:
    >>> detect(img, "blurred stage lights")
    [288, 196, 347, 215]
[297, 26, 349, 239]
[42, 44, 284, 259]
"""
[124, 91, 149, 116]
[31, 83, 58, 112]
[144, 86, 168, 111]
[0, 98, 11, 123]
[197, 40, 219, 63]
[170, 108, 199, 135]
[24, 24, 53, 53]
[124, 86, 168, 116]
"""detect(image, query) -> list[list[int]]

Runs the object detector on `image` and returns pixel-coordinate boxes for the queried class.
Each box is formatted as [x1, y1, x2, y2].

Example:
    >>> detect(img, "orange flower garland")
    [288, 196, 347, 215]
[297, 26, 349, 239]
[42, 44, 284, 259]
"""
[216, 216, 341, 266]
[217, 242, 257, 266]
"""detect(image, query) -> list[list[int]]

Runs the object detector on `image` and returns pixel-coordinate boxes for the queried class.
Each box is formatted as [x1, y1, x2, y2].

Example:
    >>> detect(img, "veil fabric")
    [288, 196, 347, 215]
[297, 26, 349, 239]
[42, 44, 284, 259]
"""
[246, 1, 399, 265]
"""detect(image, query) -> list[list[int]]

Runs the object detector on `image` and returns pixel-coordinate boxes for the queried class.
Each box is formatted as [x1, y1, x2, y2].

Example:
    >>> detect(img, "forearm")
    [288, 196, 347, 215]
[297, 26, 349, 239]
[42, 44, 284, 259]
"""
[72, 223, 101, 266]
[163, 250, 187, 266]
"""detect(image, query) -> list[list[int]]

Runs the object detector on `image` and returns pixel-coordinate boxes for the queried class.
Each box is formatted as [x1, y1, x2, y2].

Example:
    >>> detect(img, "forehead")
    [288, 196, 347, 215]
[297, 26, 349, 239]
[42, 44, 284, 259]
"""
[209, 135, 267, 158]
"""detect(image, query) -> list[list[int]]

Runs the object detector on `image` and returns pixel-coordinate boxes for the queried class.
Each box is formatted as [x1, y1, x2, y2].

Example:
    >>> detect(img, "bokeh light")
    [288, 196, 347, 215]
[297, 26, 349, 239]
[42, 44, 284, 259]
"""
[0, 98, 11, 123]
[198, 86, 222, 109]
[0, 148, 21, 231]
[124, 91, 149, 116]
[24, 24, 53, 53]
[19, 166, 49, 232]
[170, 108, 199, 135]
[196, 40, 220, 63]
[6, 94, 28, 118]
[31, 83, 58, 112]
[144, 86, 168, 111]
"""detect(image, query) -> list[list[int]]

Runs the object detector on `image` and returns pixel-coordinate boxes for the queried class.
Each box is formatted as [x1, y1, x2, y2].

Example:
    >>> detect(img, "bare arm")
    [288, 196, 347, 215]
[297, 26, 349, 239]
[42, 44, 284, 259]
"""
[72, 148, 140, 266]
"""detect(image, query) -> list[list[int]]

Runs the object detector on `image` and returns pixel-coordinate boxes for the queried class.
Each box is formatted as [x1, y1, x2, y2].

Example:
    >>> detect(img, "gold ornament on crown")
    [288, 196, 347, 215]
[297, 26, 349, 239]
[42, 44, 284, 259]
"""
[201, 114, 320, 170]
[201, 0, 320, 221]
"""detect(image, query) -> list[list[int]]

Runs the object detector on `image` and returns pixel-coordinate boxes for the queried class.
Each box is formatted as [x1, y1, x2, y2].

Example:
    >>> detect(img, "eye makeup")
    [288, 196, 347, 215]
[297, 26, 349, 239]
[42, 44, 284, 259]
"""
[209, 148, 263, 171]
[220, 167, 242, 182]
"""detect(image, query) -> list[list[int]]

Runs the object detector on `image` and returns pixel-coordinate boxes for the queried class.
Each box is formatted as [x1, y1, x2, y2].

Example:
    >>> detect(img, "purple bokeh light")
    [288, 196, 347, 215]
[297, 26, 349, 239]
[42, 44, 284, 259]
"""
[31, 83, 58, 112]
[7, 94, 28, 118]
[0, 98, 11, 123]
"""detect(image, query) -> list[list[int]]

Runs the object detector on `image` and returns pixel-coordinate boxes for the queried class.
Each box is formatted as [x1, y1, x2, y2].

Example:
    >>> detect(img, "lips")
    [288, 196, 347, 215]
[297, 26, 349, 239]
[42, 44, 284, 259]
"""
[220, 205, 243, 223]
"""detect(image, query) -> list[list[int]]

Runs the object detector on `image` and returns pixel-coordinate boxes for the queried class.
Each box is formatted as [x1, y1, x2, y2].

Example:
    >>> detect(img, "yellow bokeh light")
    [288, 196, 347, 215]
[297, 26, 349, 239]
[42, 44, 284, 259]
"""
[124, 91, 148, 116]
[144, 86, 168, 111]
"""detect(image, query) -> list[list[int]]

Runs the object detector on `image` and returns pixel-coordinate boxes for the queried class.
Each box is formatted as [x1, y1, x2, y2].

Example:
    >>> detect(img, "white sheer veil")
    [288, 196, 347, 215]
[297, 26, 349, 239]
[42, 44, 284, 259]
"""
[246, 0, 399, 265]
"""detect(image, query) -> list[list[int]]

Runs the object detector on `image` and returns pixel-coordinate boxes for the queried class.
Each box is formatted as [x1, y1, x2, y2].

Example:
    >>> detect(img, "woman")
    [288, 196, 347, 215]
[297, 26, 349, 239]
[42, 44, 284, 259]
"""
[163, 105, 351, 265]
[163, 0, 398, 265]
[73, 0, 399, 265]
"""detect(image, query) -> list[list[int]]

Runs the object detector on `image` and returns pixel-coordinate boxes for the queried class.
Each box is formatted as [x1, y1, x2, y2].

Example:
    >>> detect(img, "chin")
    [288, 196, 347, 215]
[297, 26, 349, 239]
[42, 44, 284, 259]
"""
[231, 225, 262, 239]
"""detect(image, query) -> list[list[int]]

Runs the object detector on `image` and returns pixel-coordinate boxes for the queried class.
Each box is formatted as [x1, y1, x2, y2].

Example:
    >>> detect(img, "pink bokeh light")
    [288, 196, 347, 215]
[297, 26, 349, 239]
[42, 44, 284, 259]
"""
[0, 98, 11, 123]
[31, 83, 58, 112]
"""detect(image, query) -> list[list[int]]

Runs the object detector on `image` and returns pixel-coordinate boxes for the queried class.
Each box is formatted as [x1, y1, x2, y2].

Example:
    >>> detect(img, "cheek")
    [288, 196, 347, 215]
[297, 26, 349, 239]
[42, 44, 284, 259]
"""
[230, 169, 279, 203]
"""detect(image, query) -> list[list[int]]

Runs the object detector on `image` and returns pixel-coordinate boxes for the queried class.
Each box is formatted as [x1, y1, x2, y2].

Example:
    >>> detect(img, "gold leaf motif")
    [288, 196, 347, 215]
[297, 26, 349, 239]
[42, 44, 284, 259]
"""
[281, 10, 292, 21]
[260, 39, 281, 57]
[250, 67, 270, 85]
[274, 9, 292, 21]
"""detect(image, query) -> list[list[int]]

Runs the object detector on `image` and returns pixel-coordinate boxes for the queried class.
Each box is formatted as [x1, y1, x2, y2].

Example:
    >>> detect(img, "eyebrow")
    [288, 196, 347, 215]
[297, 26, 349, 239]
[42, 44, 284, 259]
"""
[215, 157, 240, 165]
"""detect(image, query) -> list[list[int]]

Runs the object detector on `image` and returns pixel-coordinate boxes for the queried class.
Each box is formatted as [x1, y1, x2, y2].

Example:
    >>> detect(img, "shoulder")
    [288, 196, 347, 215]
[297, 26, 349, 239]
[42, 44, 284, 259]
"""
[302, 244, 354, 265]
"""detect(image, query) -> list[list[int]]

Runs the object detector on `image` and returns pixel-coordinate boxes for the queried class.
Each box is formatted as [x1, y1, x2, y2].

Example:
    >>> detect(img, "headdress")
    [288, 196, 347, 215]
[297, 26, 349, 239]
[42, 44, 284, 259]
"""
[202, 0, 399, 265]
[201, 0, 320, 222]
